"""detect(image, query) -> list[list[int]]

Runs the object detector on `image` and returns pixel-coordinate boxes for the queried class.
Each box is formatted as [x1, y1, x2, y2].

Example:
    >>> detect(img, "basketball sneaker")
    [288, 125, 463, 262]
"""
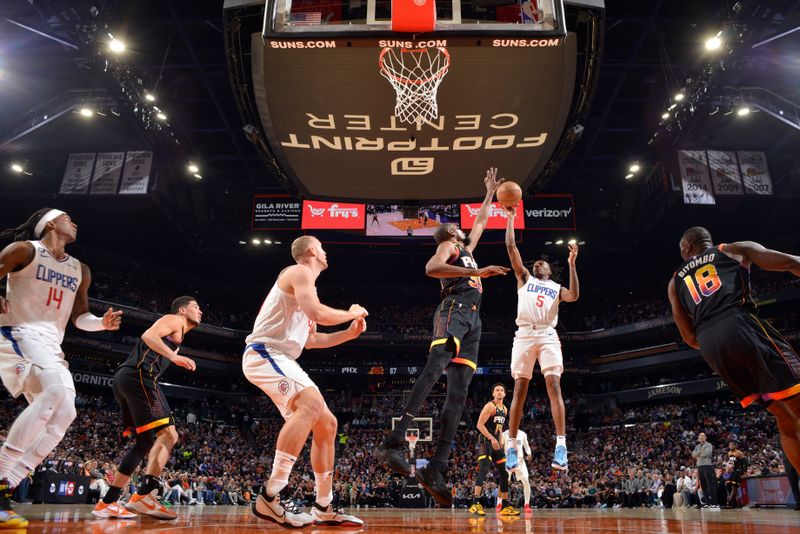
[374, 436, 412, 476]
[415, 464, 452, 507]
[310, 502, 363, 526]
[505, 446, 519, 472]
[468, 503, 485, 515]
[252, 488, 312, 528]
[92, 500, 138, 519]
[0, 478, 27, 529]
[496, 501, 503, 514]
[552, 445, 568, 471]
[524, 504, 532, 514]
[499, 505, 521, 516]
[125, 490, 177, 520]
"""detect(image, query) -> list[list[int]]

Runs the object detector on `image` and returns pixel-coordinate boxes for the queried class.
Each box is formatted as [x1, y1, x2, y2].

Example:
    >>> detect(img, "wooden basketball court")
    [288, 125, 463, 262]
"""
[14, 504, 800, 533]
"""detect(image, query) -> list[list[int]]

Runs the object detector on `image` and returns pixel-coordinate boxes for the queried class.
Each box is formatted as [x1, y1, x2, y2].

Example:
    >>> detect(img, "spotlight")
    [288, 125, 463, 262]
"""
[193, 173, 202, 179]
[625, 173, 634, 180]
[544, 241, 553, 246]
[238, 240, 247, 245]
[187, 163, 199, 173]
[10, 163, 24, 173]
[251, 238, 261, 245]
[275, 241, 282, 245]
[555, 239, 564, 245]
[144, 93, 156, 102]
[736, 106, 750, 116]
[578, 241, 586, 246]
[108, 38, 126, 54]
[79, 107, 94, 117]
[568, 239, 577, 245]
[661, 112, 670, 120]
[705, 36, 722, 51]
[674, 92, 685, 102]
[668, 103, 677, 111]
[264, 239, 273, 245]
[156, 112, 167, 121]
[629, 163, 640, 173]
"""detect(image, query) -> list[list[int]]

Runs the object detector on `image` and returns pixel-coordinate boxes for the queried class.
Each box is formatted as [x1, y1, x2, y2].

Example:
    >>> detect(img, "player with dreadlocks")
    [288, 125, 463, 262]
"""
[0, 208, 122, 528]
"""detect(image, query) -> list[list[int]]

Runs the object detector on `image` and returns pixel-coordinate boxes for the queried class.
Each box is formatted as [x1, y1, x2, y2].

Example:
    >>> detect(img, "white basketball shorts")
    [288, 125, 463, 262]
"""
[0, 325, 74, 401]
[510, 327, 563, 379]
[242, 342, 319, 419]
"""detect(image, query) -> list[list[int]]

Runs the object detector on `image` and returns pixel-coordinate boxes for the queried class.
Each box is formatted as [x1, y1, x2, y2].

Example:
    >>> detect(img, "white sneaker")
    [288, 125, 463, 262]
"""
[252, 491, 312, 528]
[125, 491, 177, 520]
[311, 502, 364, 526]
[91, 500, 138, 519]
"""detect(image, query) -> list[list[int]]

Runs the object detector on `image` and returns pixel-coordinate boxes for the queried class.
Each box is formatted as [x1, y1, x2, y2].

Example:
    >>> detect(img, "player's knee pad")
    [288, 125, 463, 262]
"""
[31, 391, 76, 459]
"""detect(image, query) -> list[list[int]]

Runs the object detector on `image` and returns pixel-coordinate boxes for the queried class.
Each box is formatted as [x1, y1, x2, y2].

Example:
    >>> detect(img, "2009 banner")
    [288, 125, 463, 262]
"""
[301, 200, 365, 229]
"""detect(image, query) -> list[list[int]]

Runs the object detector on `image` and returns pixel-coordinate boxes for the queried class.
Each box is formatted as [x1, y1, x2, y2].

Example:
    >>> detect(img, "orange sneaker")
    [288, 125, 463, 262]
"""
[125, 491, 177, 520]
[92, 500, 138, 519]
[524, 504, 532, 514]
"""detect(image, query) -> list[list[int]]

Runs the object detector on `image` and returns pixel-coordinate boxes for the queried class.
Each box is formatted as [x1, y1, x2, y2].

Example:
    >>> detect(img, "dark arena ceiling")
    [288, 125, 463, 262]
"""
[1, 0, 799, 286]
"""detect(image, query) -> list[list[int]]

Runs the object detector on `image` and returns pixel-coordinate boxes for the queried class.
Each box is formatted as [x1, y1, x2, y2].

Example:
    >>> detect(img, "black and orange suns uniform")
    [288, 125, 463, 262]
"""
[674, 245, 800, 407]
[113, 329, 183, 436]
[431, 242, 483, 370]
[479, 402, 507, 466]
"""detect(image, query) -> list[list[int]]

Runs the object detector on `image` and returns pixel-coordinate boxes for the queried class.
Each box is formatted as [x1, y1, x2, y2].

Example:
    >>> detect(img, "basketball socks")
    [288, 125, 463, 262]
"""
[137, 474, 161, 495]
[314, 471, 333, 507]
[265, 450, 297, 497]
[102, 485, 123, 504]
[556, 435, 566, 448]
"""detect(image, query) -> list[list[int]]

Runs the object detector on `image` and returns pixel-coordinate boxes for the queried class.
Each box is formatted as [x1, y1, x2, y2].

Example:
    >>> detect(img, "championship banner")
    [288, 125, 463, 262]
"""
[706, 150, 743, 196]
[460, 201, 524, 229]
[737, 151, 773, 195]
[118, 151, 153, 194]
[252, 195, 302, 229]
[677, 150, 715, 205]
[301, 200, 365, 229]
[90, 152, 125, 194]
[523, 194, 575, 230]
[60, 153, 96, 194]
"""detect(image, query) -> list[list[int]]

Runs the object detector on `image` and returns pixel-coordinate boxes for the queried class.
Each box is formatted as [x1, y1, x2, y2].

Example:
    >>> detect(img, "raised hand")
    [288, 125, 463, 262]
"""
[477, 265, 511, 278]
[102, 307, 123, 330]
[484, 167, 504, 195]
[568, 243, 579, 266]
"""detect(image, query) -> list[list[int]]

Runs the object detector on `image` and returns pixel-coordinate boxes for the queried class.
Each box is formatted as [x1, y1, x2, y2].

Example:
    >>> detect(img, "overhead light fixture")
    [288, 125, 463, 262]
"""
[779, 110, 784, 116]
[668, 103, 677, 111]
[736, 106, 750, 116]
[251, 238, 261, 245]
[79, 107, 94, 117]
[274, 241, 282, 245]
[625, 173, 634, 180]
[187, 163, 199, 173]
[10, 163, 24, 173]
[193, 173, 202, 179]
[578, 241, 586, 246]
[705, 36, 722, 51]
[156, 112, 167, 121]
[108, 38, 126, 54]
[238, 240, 247, 245]
[544, 241, 553, 246]
[145, 93, 156, 102]
[629, 163, 640, 173]
[661, 112, 670, 120]
[555, 239, 564, 245]
[568, 238, 577, 245]
[264, 239, 273, 245]
[673, 92, 685, 102]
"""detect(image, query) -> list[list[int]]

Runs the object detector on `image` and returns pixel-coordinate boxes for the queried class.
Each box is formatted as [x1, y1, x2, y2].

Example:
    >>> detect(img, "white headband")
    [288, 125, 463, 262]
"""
[34, 209, 66, 238]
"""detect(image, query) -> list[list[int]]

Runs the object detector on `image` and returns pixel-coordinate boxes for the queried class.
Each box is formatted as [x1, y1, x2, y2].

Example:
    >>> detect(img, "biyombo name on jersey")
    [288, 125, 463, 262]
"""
[36, 265, 79, 292]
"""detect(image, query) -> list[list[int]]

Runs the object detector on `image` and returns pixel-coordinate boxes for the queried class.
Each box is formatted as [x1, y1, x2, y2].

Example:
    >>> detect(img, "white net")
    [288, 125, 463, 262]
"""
[379, 47, 450, 124]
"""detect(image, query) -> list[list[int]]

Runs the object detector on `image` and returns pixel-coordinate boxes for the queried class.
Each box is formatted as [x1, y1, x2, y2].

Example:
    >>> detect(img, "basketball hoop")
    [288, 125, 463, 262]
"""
[379, 47, 450, 124]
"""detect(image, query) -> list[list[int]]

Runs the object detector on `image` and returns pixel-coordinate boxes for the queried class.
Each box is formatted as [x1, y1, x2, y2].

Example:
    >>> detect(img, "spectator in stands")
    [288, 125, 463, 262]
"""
[661, 473, 676, 508]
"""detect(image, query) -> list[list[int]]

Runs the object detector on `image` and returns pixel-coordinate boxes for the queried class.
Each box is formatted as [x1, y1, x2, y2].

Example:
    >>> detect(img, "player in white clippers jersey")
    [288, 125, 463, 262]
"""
[0, 208, 122, 528]
[503, 205, 579, 473]
[244, 235, 367, 529]
[501, 428, 532, 513]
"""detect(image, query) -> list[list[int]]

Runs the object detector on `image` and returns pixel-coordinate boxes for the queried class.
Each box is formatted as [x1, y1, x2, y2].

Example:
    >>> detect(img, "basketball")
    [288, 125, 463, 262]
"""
[496, 181, 523, 208]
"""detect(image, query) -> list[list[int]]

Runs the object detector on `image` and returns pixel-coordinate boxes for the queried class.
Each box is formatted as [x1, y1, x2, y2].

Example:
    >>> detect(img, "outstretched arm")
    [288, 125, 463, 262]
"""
[141, 314, 196, 371]
[71, 263, 123, 331]
[425, 241, 509, 279]
[505, 205, 529, 288]
[289, 265, 368, 325]
[721, 241, 800, 276]
[560, 244, 580, 302]
[305, 318, 367, 349]
[466, 167, 504, 253]
[667, 277, 699, 349]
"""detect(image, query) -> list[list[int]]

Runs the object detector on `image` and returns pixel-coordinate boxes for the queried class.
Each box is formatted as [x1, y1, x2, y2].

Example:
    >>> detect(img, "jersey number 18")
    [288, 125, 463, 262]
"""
[683, 265, 722, 305]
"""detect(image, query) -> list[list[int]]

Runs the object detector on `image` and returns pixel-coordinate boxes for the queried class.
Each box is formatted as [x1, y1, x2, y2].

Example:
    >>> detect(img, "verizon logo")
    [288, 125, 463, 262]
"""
[525, 207, 572, 218]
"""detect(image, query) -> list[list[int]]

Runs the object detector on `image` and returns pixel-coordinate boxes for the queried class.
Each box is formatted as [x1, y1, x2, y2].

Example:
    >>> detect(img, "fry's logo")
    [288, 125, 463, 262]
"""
[305, 204, 361, 218]
[301, 201, 365, 230]
[464, 204, 512, 218]
[460, 202, 524, 230]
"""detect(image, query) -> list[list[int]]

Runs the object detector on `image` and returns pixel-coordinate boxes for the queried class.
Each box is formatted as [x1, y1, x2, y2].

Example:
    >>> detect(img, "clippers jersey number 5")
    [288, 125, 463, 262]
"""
[683, 264, 722, 304]
[461, 255, 482, 293]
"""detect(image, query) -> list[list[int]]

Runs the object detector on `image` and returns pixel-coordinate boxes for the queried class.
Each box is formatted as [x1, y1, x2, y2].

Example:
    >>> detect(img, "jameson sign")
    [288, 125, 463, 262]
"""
[615, 377, 728, 404]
